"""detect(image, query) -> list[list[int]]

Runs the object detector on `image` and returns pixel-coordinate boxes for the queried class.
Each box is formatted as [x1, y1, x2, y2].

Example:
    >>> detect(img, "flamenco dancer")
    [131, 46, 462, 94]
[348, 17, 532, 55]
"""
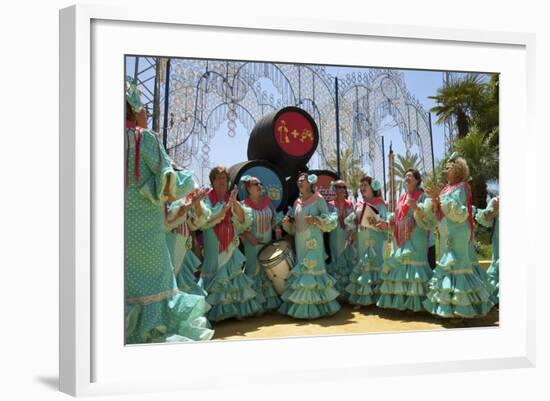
[376, 169, 434, 312]
[239, 175, 283, 313]
[344, 176, 390, 307]
[200, 166, 261, 322]
[279, 173, 340, 319]
[475, 196, 500, 304]
[124, 78, 213, 344]
[326, 180, 356, 297]
[423, 153, 495, 318]
[164, 186, 209, 296]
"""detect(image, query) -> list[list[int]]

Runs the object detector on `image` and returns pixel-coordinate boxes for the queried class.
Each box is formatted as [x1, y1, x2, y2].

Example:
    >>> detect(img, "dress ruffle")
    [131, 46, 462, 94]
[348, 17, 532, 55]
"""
[327, 245, 355, 295]
[175, 251, 207, 296]
[278, 250, 341, 319]
[125, 290, 214, 344]
[205, 250, 261, 322]
[345, 251, 382, 306]
[486, 260, 499, 302]
[422, 255, 496, 318]
[377, 240, 433, 312]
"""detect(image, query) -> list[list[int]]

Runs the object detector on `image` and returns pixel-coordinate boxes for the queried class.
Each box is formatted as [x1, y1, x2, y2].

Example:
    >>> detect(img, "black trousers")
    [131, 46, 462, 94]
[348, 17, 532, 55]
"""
[428, 245, 436, 269]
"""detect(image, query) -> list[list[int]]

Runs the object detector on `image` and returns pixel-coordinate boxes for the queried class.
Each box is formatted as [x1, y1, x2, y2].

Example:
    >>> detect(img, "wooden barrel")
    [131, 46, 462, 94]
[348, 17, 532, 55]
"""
[228, 160, 288, 212]
[247, 107, 319, 177]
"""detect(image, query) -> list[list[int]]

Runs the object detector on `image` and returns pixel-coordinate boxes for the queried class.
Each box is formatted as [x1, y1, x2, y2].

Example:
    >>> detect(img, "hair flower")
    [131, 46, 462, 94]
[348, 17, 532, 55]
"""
[307, 174, 318, 184]
[371, 179, 381, 191]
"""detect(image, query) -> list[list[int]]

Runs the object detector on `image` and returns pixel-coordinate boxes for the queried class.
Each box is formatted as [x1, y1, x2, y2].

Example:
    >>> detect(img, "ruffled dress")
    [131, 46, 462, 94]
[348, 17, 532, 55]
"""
[327, 199, 356, 296]
[475, 198, 499, 303]
[344, 198, 389, 306]
[422, 182, 496, 318]
[201, 192, 261, 322]
[240, 197, 283, 312]
[279, 192, 340, 319]
[164, 200, 208, 296]
[376, 192, 434, 312]
[125, 124, 214, 344]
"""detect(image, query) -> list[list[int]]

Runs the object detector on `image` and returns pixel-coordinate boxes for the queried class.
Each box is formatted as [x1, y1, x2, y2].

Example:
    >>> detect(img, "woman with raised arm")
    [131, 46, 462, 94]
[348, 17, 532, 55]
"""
[326, 180, 356, 296]
[200, 166, 261, 322]
[377, 169, 435, 312]
[124, 78, 213, 344]
[164, 187, 210, 296]
[423, 153, 496, 318]
[279, 173, 340, 319]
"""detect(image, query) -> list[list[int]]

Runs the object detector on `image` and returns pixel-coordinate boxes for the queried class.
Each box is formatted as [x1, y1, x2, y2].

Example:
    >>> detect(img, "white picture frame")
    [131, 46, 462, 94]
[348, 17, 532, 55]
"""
[59, 3, 536, 397]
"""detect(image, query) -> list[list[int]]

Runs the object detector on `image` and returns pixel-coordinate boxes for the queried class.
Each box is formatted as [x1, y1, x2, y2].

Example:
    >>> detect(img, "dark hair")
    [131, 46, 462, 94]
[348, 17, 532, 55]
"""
[298, 172, 315, 193]
[209, 166, 230, 186]
[126, 100, 136, 122]
[360, 175, 382, 197]
[333, 179, 348, 199]
[405, 168, 422, 187]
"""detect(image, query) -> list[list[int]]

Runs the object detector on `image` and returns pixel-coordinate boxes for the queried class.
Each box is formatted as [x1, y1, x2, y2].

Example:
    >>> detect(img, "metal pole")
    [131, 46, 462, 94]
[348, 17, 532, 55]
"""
[428, 112, 435, 173]
[335, 77, 341, 177]
[382, 136, 387, 200]
[162, 58, 171, 149]
[133, 56, 139, 81]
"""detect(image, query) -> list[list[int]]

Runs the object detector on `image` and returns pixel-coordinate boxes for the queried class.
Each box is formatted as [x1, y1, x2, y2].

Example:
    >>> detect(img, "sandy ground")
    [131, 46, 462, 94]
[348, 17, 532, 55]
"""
[211, 260, 498, 341]
[212, 303, 499, 341]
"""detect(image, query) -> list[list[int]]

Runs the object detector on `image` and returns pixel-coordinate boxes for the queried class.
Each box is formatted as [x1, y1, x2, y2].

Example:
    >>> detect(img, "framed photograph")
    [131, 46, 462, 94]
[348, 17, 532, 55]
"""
[60, 4, 536, 396]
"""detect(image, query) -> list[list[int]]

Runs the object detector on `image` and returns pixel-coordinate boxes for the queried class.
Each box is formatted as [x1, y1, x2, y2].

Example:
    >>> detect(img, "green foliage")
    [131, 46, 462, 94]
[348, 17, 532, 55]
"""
[326, 148, 366, 198]
[429, 74, 486, 139]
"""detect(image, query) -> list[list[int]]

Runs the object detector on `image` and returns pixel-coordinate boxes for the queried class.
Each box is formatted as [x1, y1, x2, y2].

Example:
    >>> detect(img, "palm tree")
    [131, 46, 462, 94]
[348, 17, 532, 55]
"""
[429, 74, 485, 139]
[453, 128, 499, 208]
[326, 148, 365, 198]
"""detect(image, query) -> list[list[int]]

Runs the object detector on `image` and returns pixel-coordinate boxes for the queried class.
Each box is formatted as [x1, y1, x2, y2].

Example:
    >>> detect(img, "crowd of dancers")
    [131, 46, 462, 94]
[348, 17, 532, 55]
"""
[124, 78, 500, 344]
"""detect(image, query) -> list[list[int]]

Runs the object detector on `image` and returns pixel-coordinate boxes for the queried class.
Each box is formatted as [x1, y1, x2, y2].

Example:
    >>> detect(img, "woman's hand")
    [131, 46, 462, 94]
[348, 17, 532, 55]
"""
[406, 198, 418, 210]
[375, 221, 388, 230]
[229, 185, 239, 204]
[243, 231, 257, 246]
[304, 215, 318, 226]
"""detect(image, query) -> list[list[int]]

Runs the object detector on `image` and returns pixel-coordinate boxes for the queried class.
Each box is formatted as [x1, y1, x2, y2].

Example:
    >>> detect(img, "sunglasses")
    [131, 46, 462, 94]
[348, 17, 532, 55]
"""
[249, 182, 263, 187]
[335, 185, 346, 189]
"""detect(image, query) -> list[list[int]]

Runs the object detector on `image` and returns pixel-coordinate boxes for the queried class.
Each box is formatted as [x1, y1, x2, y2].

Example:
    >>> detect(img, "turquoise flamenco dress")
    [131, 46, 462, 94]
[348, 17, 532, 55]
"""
[200, 191, 261, 322]
[164, 199, 208, 296]
[344, 198, 389, 306]
[475, 198, 499, 303]
[376, 191, 434, 312]
[422, 182, 496, 318]
[279, 192, 340, 319]
[327, 199, 356, 296]
[241, 197, 283, 312]
[125, 123, 214, 344]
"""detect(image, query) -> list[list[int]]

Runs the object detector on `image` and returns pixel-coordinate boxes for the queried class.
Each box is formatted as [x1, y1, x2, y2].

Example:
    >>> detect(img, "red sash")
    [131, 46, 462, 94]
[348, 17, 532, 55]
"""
[208, 189, 234, 252]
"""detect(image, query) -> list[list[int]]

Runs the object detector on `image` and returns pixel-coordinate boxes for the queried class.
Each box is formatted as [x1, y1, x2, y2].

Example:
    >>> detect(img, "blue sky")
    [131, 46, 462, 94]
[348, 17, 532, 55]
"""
[126, 57, 495, 187]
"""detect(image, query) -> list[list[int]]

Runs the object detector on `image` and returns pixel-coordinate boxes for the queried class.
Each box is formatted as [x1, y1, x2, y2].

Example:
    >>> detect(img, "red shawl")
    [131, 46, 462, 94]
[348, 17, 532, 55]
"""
[244, 196, 271, 211]
[208, 189, 234, 252]
[393, 189, 423, 247]
[438, 182, 474, 240]
[244, 196, 274, 234]
[329, 199, 353, 229]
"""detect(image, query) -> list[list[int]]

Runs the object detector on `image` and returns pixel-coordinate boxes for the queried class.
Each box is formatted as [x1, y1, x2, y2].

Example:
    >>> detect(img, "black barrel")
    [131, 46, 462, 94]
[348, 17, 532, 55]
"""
[228, 160, 288, 212]
[247, 107, 319, 178]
